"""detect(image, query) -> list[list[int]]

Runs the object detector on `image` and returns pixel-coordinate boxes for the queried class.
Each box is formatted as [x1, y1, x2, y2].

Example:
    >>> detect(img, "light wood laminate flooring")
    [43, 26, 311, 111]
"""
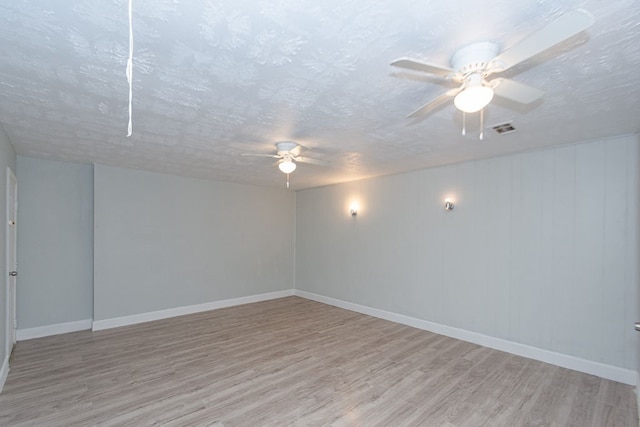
[0, 296, 637, 426]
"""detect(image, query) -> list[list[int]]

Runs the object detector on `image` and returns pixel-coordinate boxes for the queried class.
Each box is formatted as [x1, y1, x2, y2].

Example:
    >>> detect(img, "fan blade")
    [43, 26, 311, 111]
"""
[295, 156, 331, 167]
[407, 88, 459, 119]
[491, 9, 594, 72]
[289, 145, 302, 157]
[492, 78, 544, 104]
[391, 58, 454, 78]
[241, 153, 281, 159]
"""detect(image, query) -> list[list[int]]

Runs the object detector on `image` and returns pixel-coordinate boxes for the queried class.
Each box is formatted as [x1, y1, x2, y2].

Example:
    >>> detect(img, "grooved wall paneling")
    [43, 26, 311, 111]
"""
[295, 135, 639, 370]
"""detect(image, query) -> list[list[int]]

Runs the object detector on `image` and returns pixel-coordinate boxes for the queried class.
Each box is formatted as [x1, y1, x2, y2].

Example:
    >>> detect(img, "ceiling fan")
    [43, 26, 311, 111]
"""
[242, 141, 330, 187]
[391, 9, 594, 137]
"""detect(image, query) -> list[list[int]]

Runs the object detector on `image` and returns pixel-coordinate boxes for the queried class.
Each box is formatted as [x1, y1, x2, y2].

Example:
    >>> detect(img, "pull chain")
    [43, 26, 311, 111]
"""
[479, 108, 484, 140]
[286, 173, 290, 189]
[461, 112, 466, 136]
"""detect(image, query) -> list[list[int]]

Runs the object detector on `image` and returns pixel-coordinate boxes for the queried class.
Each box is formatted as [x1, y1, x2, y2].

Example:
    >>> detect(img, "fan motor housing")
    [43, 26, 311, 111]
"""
[451, 42, 499, 76]
[276, 141, 298, 154]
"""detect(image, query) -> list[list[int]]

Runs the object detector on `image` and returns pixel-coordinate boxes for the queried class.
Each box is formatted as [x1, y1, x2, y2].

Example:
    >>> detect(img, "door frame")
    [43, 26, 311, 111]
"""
[5, 166, 17, 360]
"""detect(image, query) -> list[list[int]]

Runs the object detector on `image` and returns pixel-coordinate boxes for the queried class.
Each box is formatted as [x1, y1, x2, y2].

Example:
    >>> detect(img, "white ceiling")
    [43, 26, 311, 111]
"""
[1, 0, 639, 190]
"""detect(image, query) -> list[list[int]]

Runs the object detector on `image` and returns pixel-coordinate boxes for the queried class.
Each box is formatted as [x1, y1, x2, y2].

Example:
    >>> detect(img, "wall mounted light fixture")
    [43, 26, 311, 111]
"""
[350, 202, 359, 216]
[444, 198, 454, 211]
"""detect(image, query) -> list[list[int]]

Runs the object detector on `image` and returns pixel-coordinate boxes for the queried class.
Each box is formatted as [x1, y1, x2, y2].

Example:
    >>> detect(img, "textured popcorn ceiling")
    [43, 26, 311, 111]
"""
[1, 0, 639, 189]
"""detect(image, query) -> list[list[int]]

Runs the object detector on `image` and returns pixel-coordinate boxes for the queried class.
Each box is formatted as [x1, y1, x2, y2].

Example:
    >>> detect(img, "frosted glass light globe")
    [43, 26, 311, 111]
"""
[278, 159, 297, 174]
[454, 85, 494, 113]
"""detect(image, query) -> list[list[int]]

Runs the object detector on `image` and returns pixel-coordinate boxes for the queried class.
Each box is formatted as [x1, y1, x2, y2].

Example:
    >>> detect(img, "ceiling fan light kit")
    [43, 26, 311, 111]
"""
[454, 74, 494, 113]
[451, 41, 498, 114]
[278, 158, 297, 174]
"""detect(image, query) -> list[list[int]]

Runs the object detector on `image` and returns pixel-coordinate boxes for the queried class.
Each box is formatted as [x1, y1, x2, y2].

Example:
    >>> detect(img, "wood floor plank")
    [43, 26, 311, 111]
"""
[0, 296, 636, 426]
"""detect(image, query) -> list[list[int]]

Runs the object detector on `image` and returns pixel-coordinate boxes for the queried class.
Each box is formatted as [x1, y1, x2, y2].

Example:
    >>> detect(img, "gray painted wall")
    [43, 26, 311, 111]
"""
[295, 135, 639, 370]
[93, 164, 295, 321]
[16, 156, 94, 328]
[0, 125, 16, 367]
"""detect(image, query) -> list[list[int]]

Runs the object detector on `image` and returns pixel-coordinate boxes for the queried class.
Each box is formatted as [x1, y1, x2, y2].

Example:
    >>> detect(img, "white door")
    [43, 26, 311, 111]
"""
[5, 167, 17, 359]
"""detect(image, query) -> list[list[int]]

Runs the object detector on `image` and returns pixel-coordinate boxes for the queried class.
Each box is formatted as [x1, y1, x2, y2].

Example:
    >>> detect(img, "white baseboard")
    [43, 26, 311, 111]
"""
[0, 355, 8, 393]
[16, 319, 93, 341]
[637, 373, 640, 422]
[294, 290, 637, 386]
[92, 289, 295, 331]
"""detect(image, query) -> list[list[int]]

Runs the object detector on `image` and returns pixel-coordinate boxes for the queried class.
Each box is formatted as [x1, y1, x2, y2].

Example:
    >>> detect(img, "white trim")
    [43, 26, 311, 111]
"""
[0, 355, 8, 393]
[92, 290, 294, 331]
[637, 373, 640, 422]
[294, 290, 637, 386]
[16, 319, 93, 341]
[5, 167, 17, 363]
